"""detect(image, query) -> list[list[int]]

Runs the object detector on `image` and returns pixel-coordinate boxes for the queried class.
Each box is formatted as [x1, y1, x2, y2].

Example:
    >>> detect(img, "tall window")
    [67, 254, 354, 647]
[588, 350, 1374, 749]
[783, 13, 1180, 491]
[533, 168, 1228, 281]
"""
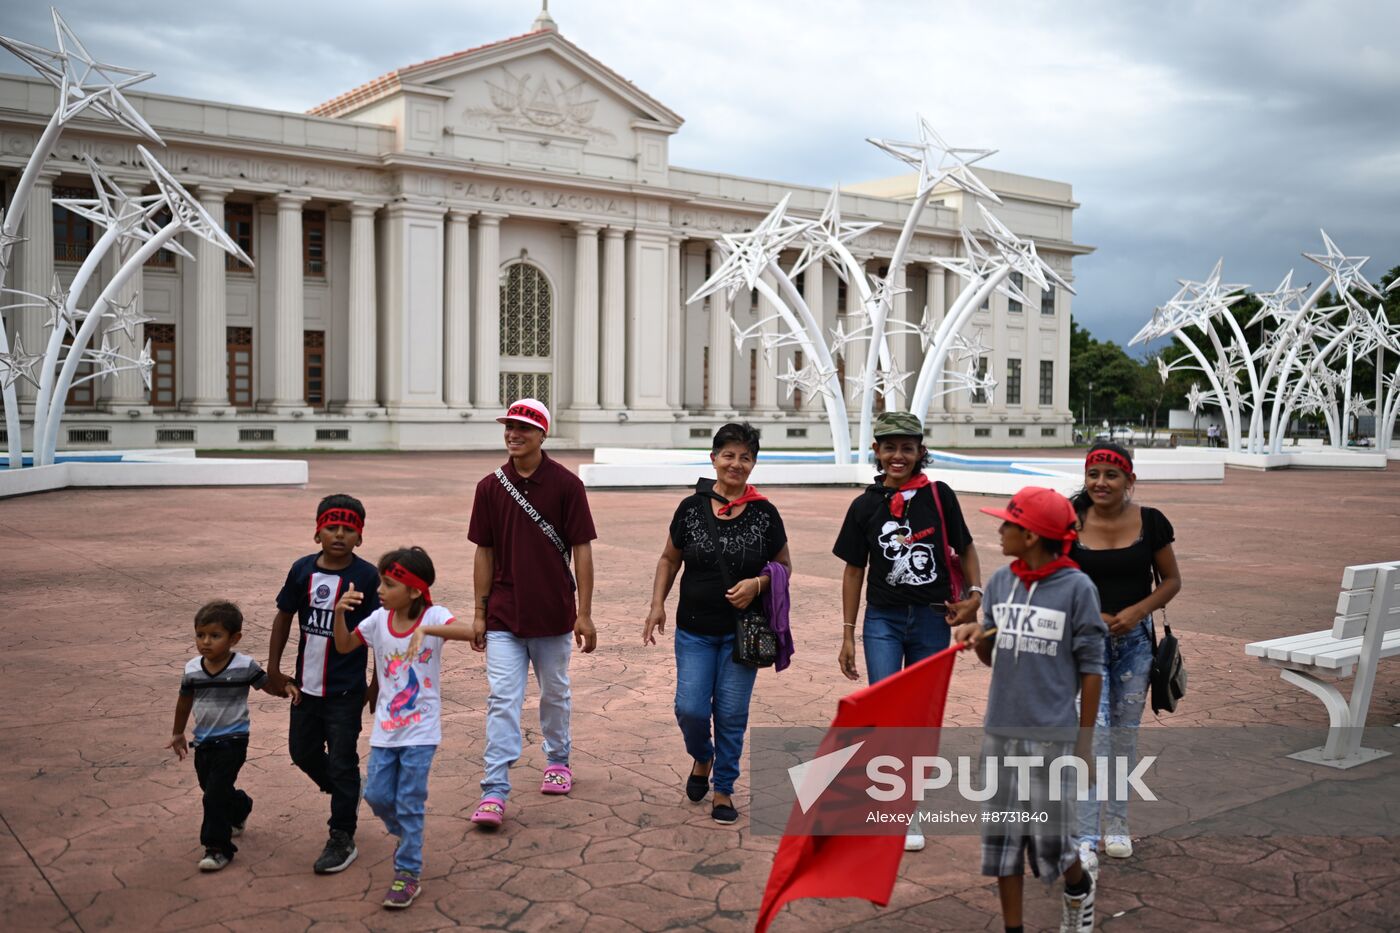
[1008, 271, 1023, 314]
[62, 334, 95, 409]
[1040, 360, 1054, 405]
[837, 277, 848, 312]
[793, 350, 805, 411]
[1041, 284, 1056, 316]
[303, 330, 325, 407]
[145, 206, 178, 268]
[53, 185, 96, 262]
[226, 203, 254, 271]
[148, 323, 176, 408]
[500, 263, 552, 406]
[303, 209, 326, 277]
[749, 349, 758, 409]
[702, 346, 710, 408]
[1006, 358, 1022, 406]
[227, 327, 252, 408]
[973, 358, 989, 404]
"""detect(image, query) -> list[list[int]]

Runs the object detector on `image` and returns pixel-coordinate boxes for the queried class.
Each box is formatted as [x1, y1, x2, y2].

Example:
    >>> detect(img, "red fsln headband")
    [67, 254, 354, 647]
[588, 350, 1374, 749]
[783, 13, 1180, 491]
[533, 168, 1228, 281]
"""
[384, 562, 432, 605]
[1085, 449, 1133, 475]
[317, 507, 364, 535]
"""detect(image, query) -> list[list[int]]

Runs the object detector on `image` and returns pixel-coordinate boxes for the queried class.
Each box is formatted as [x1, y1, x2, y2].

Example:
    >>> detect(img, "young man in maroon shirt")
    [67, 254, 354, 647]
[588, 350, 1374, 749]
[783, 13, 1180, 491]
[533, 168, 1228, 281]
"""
[466, 399, 597, 827]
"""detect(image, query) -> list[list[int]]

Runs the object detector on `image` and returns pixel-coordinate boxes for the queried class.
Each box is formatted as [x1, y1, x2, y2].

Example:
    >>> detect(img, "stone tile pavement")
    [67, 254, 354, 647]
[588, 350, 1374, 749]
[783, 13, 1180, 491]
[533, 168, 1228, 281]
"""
[1, 451, 1398, 931]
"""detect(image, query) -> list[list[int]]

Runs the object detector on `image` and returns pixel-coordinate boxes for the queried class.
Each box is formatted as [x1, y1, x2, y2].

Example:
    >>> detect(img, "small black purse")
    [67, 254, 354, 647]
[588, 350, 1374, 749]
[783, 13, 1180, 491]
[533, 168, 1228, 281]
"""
[1149, 611, 1186, 714]
[700, 496, 777, 668]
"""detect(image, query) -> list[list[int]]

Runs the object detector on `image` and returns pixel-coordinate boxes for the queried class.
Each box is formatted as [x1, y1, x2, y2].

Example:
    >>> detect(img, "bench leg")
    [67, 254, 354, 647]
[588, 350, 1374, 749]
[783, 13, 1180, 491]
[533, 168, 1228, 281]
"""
[1279, 669, 1354, 759]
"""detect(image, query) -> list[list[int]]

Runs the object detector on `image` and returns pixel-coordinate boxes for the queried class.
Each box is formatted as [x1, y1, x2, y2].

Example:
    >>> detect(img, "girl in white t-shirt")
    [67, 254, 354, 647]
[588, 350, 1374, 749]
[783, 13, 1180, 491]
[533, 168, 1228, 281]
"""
[333, 545, 471, 910]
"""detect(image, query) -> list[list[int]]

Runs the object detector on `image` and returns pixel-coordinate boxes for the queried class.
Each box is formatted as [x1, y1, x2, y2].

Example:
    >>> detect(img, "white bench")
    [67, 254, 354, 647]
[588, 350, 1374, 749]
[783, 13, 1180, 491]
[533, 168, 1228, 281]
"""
[1245, 560, 1400, 768]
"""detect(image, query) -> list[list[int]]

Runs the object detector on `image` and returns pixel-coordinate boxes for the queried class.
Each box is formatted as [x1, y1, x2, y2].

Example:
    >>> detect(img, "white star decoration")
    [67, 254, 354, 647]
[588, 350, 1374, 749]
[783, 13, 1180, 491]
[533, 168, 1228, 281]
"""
[0, 331, 44, 390]
[1303, 230, 1384, 301]
[138, 145, 253, 267]
[688, 196, 809, 305]
[868, 116, 1002, 203]
[0, 10, 161, 143]
[788, 186, 880, 280]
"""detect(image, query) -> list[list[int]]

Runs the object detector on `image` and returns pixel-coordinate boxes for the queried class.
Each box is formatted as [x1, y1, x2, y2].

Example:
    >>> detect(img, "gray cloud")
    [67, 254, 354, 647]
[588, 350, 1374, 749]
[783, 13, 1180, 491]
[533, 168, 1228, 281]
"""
[4, 0, 1397, 349]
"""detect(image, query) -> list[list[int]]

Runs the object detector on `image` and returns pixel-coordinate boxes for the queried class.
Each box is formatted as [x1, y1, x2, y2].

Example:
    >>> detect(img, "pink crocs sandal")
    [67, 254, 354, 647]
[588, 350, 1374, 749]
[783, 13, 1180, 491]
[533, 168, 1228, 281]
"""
[541, 764, 573, 795]
[471, 797, 505, 827]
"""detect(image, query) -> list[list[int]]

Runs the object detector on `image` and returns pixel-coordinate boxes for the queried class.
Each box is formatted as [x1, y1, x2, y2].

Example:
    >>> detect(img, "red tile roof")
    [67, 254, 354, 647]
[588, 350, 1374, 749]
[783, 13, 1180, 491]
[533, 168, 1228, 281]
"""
[307, 30, 543, 117]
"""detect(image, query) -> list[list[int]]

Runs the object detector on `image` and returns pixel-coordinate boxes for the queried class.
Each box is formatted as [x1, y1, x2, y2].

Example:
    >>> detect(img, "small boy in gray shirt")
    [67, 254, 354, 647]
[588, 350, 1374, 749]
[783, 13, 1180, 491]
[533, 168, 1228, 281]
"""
[168, 601, 296, 871]
[953, 487, 1106, 933]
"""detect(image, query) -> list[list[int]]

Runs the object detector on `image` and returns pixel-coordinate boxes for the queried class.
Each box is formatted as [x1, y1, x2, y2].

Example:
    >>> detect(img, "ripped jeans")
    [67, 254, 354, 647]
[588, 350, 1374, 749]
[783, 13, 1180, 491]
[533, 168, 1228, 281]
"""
[1076, 619, 1153, 847]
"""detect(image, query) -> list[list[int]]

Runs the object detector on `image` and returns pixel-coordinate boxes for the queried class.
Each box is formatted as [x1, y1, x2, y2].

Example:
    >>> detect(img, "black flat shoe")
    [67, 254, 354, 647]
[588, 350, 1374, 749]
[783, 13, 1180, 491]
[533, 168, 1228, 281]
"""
[712, 802, 738, 825]
[686, 773, 709, 802]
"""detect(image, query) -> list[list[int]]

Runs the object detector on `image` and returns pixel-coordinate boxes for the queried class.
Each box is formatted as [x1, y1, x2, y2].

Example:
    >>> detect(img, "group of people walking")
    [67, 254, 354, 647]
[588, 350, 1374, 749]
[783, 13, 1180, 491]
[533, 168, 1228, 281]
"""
[168, 398, 1180, 930]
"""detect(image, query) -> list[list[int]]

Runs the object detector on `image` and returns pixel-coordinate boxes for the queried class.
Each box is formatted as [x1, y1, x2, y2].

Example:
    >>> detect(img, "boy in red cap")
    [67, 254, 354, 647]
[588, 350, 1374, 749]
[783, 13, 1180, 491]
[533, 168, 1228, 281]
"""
[952, 486, 1107, 933]
[466, 399, 597, 828]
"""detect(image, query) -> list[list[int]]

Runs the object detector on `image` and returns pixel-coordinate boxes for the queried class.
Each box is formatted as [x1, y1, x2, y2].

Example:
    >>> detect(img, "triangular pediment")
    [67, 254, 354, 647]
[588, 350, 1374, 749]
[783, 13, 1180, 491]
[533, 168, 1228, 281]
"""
[407, 31, 680, 141]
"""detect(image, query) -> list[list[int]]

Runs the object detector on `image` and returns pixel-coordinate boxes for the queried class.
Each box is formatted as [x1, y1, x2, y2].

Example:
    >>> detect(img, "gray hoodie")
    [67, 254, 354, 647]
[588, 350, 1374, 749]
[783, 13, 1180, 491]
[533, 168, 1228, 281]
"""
[980, 565, 1107, 740]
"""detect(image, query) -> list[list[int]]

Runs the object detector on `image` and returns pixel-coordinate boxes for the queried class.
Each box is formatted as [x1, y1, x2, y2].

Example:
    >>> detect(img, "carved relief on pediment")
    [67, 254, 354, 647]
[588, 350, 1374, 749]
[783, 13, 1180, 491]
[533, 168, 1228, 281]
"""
[463, 66, 617, 145]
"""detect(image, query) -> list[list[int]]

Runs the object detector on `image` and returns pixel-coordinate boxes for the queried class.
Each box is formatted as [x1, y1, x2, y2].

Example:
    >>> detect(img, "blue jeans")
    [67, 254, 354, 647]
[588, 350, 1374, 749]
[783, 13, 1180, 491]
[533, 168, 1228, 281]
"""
[482, 630, 573, 803]
[674, 627, 758, 796]
[862, 605, 950, 685]
[364, 743, 437, 875]
[1076, 619, 1153, 846]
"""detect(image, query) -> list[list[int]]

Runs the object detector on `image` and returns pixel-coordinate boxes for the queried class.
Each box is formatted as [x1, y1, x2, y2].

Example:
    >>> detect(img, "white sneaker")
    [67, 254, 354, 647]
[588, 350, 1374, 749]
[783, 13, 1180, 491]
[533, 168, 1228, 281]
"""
[1077, 840, 1099, 882]
[1104, 834, 1132, 858]
[1060, 875, 1095, 932]
[903, 830, 925, 852]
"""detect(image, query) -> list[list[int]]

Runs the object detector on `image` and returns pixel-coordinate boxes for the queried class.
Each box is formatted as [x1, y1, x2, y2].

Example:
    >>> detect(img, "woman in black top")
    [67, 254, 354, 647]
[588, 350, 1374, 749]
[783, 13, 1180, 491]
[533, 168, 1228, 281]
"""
[643, 423, 791, 825]
[1070, 442, 1181, 869]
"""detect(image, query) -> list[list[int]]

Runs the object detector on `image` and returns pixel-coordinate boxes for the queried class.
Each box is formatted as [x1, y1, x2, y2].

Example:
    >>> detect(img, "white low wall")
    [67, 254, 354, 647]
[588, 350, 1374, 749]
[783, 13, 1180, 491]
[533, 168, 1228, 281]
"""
[1134, 446, 1387, 471]
[0, 449, 308, 498]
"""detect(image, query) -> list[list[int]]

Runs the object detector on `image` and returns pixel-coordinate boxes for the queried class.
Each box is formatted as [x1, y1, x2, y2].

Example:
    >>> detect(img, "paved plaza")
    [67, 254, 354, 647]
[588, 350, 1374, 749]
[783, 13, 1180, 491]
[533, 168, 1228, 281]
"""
[2, 451, 1399, 932]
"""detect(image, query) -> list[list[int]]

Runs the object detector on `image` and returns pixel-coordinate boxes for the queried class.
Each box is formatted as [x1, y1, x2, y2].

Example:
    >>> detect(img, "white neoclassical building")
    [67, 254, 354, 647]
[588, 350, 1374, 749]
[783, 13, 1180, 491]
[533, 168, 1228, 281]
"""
[0, 10, 1090, 453]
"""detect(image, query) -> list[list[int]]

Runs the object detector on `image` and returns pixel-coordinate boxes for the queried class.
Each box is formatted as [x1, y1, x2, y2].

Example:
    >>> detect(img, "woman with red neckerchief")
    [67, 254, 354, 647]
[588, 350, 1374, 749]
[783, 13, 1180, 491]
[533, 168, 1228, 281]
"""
[643, 423, 792, 826]
[831, 410, 984, 852]
[1069, 441, 1182, 874]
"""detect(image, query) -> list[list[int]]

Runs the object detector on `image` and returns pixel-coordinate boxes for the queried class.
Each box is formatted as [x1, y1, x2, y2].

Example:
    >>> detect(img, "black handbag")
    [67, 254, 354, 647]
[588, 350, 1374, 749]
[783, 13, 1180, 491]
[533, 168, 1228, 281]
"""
[700, 494, 777, 668]
[1149, 611, 1186, 714]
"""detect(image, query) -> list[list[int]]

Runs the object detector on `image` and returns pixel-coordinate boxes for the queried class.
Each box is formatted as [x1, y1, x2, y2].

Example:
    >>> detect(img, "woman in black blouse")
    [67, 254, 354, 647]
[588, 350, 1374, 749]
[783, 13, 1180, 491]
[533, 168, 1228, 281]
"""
[1070, 442, 1181, 871]
[643, 423, 791, 825]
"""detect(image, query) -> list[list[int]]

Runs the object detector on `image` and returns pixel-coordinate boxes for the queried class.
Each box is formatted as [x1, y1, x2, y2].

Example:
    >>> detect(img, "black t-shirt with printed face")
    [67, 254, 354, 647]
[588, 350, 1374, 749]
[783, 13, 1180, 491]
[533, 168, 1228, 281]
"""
[668, 485, 788, 637]
[832, 481, 974, 607]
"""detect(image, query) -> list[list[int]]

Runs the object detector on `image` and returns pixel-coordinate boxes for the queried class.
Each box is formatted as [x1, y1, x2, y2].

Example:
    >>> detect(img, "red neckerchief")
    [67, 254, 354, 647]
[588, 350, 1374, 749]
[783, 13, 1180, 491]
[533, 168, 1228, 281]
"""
[717, 484, 767, 515]
[1009, 554, 1079, 586]
[886, 474, 930, 519]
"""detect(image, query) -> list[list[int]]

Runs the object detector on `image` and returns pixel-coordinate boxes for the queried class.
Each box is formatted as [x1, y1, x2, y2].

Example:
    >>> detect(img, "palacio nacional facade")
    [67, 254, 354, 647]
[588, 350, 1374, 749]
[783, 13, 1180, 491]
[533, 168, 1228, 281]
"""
[0, 9, 1089, 452]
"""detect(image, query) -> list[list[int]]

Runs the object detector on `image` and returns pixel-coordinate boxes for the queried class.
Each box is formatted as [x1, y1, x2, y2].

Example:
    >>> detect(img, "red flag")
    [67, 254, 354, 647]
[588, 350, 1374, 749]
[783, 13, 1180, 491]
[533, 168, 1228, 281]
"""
[754, 643, 962, 933]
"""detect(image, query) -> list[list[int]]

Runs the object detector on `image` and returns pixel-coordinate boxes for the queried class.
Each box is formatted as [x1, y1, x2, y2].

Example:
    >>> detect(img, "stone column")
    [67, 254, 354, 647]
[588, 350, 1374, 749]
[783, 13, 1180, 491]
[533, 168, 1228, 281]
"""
[443, 208, 472, 407]
[345, 202, 379, 408]
[802, 259, 826, 414]
[925, 261, 949, 413]
[189, 185, 232, 409]
[754, 269, 779, 411]
[889, 261, 908, 411]
[706, 242, 731, 412]
[104, 179, 151, 408]
[380, 201, 446, 409]
[571, 223, 600, 409]
[666, 235, 684, 410]
[269, 193, 309, 409]
[626, 230, 670, 410]
[14, 172, 55, 405]
[600, 226, 626, 409]
[472, 212, 505, 409]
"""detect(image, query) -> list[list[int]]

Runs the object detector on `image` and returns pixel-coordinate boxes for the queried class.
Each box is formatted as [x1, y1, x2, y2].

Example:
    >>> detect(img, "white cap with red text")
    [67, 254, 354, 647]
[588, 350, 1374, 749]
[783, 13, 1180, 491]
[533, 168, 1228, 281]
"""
[497, 398, 550, 434]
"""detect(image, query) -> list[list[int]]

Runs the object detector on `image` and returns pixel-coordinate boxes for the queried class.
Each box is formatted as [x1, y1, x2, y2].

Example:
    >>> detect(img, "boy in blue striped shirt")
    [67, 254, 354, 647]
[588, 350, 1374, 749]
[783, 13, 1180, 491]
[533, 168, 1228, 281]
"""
[168, 601, 298, 871]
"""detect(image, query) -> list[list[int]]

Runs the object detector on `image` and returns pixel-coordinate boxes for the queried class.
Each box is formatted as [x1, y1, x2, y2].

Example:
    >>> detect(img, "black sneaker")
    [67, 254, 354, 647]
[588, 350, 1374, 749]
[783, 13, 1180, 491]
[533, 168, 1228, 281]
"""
[712, 802, 738, 825]
[1061, 874, 1095, 933]
[313, 830, 358, 874]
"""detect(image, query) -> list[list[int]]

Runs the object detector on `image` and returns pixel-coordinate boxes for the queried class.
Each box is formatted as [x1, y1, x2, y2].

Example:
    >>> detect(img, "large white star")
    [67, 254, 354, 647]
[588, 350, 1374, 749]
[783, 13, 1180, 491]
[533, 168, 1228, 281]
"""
[951, 328, 991, 363]
[138, 145, 252, 267]
[688, 196, 809, 305]
[0, 331, 44, 390]
[788, 186, 880, 279]
[1303, 230, 1383, 301]
[102, 295, 153, 344]
[868, 116, 1002, 203]
[0, 10, 161, 143]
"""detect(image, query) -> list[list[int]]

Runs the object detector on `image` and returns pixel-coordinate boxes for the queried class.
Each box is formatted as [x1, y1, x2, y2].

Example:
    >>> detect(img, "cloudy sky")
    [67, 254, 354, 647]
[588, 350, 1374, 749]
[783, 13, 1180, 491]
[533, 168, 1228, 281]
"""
[4, 0, 1398, 348]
